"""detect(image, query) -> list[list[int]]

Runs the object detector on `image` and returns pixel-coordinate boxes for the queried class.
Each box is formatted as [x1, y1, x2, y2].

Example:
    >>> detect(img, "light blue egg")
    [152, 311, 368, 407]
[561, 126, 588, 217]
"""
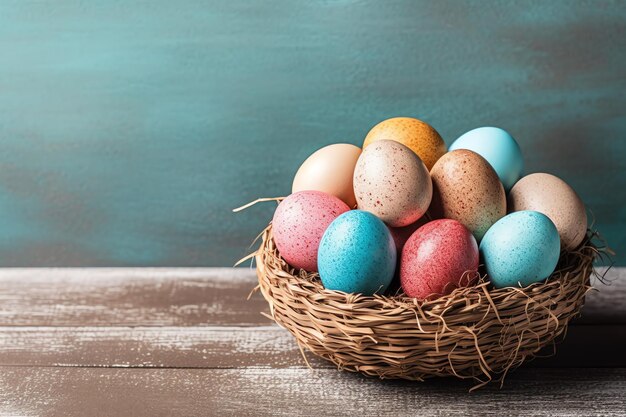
[449, 127, 523, 191]
[479, 211, 560, 288]
[318, 210, 396, 295]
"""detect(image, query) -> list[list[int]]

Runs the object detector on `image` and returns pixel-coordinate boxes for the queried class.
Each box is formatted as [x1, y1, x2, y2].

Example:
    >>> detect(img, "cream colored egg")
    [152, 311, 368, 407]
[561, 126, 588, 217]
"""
[508, 173, 587, 250]
[353, 140, 432, 227]
[292, 143, 362, 207]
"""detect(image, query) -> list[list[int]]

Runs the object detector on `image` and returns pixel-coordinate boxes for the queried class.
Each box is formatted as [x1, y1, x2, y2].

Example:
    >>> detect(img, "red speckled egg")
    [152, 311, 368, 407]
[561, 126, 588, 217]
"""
[400, 219, 479, 299]
[272, 191, 350, 271]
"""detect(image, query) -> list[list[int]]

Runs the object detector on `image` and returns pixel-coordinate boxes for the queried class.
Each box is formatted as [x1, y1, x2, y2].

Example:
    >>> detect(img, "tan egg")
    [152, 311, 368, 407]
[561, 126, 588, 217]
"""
[363, 117, 446, 170]
[292, 143, 362, 207]
[353, 140, 432, 227]
[430, 149, 506, 241]
[508, 173, 587, 250]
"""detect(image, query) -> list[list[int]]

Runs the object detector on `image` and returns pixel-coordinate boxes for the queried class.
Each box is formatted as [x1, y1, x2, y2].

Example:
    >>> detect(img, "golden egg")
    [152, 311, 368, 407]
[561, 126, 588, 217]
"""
[363, 117, 446, 170]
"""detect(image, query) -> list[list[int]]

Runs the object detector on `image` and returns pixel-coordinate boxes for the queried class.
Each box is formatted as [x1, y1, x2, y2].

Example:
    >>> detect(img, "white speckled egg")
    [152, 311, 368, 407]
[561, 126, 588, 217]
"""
[353, 140, 432, 227]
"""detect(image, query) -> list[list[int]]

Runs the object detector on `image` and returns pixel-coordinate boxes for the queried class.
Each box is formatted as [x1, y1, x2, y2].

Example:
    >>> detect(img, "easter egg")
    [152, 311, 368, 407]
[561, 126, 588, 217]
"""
[389, 216, 429, 253]
[400, 219, 479, 299]
[508, 173, 587, 250]
[272, 191, 350, 272]
[292, 143, 362, 207]
[449, 127, 523, 191]
[363, 117, 446, 170]
[480, 211, 560, 288]
[318, 210, 396, 295]
[353, 140, 432, 227]
[430, 149, 506, 242]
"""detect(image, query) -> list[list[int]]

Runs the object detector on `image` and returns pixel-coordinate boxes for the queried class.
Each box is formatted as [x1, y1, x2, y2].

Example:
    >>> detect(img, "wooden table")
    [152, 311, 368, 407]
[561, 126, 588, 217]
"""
[0, 268, 624, 416]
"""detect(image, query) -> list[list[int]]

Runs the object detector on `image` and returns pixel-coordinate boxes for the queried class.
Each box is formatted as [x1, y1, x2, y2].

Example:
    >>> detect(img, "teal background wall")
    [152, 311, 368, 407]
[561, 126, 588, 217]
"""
[0, 0, 624, 266]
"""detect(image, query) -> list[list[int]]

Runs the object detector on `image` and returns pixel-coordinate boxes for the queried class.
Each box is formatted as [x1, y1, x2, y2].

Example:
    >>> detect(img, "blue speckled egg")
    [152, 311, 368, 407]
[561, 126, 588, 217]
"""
[449, 127, 523, 191]
[480, 211, 560, 288]
[318, 210, 396, 295]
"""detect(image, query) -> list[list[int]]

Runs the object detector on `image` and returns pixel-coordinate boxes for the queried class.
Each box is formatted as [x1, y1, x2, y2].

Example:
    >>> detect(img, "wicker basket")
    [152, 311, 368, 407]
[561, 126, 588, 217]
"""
[254, 224, 600, 388]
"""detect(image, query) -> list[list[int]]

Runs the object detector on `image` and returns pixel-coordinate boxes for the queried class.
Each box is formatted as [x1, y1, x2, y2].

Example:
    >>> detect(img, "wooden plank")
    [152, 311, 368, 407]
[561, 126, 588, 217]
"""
[0, 367, 624, 417]
[0, 268, 623, 327]
[0, 324, 623, 369]
[0, 268, 270, 326]
[0, 325, 312, 369]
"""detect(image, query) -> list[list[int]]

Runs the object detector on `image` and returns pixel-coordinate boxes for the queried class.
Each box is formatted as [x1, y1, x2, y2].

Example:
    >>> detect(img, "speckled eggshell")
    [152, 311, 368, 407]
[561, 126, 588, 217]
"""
[318, 210, 396, 295]
[363, 117, 446, 170]
[508, 173, 587, 250]
[480, 210, 560, 288]
[449, 127, 524, 191]
[389, 216, 428, 253]
[292, 143, 362, 208]
[400, 219, 479, 299]
[429, 149, 506, 242]
[353, 140, 432, 227]
[272, 191, 350, 272]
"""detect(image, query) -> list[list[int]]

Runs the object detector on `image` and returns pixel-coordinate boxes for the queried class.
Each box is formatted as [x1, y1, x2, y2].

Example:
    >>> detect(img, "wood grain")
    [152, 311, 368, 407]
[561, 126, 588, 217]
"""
[0, 268, 269, 326]
[0, 326, 309, 368]
[0, 367, 624, 417]
[0, 324, 624, 369]
[0, 267, 623, 327]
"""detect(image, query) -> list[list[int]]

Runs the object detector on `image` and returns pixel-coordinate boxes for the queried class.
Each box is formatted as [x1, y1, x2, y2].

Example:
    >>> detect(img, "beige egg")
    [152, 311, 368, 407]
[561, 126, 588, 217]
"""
[430, 149, 506, 241]
[353, 140, 432, 227]
[508, 173, 587, 250]
[292, 143, 362, 207]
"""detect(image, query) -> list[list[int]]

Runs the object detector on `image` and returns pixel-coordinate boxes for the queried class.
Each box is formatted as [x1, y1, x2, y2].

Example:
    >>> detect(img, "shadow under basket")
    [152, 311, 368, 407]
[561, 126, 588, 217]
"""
[254, 225, 600, 389]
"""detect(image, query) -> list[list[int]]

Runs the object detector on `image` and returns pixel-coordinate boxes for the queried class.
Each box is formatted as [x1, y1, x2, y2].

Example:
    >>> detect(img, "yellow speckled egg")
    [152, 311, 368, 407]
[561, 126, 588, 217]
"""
[363, 117, 446, 170]
[508, 173, 587, 250]
[430, 149, 506, 241]
[292, 143, 362, 208]
[353, 140, 432, 227]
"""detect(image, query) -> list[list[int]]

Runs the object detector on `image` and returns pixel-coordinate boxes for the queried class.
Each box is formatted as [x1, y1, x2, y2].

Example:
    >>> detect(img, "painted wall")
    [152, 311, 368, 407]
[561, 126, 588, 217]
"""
[0, 0, 624, 266]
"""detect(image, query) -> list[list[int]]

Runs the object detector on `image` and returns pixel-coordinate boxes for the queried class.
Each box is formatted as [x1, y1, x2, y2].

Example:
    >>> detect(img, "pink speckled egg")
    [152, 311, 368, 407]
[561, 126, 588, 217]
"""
[353, 140, 432, 227]
[400, 219, 479, 300]
[389, 216, 429, 253]
[272, 191, 350, 272]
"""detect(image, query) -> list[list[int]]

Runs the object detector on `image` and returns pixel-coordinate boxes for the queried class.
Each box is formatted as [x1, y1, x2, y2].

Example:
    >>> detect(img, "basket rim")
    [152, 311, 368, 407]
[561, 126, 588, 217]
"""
[255, 224, 599, 312]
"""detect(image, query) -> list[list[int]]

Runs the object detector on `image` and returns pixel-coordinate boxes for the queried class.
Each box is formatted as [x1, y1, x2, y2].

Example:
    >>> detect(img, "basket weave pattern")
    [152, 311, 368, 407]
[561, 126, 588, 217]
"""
[255, 225, 597, 387]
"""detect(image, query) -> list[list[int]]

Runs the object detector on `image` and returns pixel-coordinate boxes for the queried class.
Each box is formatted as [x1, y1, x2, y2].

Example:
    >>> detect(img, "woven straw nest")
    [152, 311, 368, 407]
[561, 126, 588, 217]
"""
[253, 224, 606, 389]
